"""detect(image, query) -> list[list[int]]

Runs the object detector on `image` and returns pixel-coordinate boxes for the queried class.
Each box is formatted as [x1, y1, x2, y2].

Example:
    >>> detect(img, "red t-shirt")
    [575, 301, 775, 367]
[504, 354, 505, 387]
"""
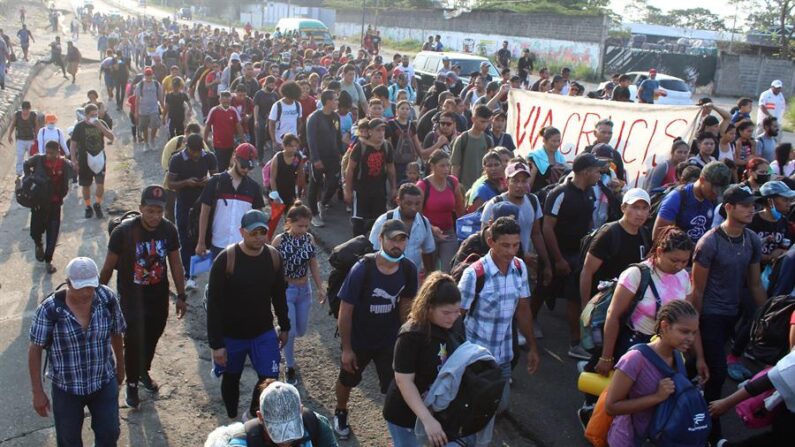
[298, 96, 317, 121]
[44, 158, 66, 204]
[231, 96, 254, 132]
[662, 162, 677, 186]
[205, 106, 240, 149]
[417, 176, 459, 231]
[205, 71, 220, 98]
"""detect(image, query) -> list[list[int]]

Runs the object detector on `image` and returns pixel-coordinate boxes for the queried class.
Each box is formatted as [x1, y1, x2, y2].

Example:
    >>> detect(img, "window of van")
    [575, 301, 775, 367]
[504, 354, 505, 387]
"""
[414, 54, 428, 71]
[425, 55, 441, 72]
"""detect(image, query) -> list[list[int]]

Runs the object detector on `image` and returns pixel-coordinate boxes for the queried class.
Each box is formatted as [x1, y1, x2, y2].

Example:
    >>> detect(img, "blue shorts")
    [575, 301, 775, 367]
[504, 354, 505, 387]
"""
[222, 330, 281, 377]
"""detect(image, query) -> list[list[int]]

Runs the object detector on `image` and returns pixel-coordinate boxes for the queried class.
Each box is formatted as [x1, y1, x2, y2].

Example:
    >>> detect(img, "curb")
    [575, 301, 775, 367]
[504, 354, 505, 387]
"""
[0, 60, 46, 144]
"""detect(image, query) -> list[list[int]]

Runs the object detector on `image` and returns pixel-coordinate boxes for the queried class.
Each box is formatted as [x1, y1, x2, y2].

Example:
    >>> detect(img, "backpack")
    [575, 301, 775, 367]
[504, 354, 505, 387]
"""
[354, 142, 391, 182]
[234, 408, 320, 447]
[746, 294, 795, 365]
[580, 263, 659, 351]
[107, 210, 142, 237]
[15, 157, 52, 209]
[634, 344, 711, 447]
[578, 221, 651, 275]
[274, 100, 302, 137]
[326, 235, 375, 318]
[432, 320, 506, 440]
[645, 185, 685, 232]
[453, 131, 495, 158]
[188, 172, 226, 248]
[450, 253, 522, 317]
[455, 192, 539, 242]
[393, 120, 418, 165]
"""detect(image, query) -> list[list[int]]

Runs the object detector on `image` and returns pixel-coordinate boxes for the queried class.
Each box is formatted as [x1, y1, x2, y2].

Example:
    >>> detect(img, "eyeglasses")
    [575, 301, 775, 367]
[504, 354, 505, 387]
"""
[439, 121, 454, 126]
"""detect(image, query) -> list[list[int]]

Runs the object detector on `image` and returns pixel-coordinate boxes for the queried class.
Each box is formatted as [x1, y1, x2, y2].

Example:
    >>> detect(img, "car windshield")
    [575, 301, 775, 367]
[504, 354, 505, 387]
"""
[659, 79, 689, 92]
[454, 59, 499, 78]
[302, 30, 331, 41]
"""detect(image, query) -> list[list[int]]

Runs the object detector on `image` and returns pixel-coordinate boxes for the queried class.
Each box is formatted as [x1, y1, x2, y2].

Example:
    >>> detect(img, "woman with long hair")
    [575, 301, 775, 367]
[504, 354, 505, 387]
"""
[771, 142, 795, 178]
[643, 138, 690, 191]
[383, 272, 462, 447]
[741, 157, 771, 193]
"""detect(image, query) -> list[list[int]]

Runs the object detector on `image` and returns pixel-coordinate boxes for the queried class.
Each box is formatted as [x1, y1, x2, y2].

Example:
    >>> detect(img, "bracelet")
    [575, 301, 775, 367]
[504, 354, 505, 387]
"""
[599, 356, 614, 363]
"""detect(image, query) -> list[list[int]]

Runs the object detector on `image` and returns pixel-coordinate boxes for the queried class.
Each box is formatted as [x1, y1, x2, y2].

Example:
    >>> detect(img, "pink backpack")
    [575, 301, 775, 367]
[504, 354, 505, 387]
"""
[735, 367, 782, 428]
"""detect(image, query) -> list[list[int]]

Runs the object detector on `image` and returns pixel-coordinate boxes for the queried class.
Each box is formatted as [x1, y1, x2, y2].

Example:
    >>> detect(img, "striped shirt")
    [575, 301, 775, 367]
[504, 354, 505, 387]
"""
[458, 253, 530, 364]
[29, 286, 126, 396]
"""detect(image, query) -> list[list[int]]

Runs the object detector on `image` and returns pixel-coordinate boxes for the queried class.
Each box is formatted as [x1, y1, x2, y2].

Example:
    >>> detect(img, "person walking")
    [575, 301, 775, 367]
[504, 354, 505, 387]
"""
[134, 67, 165, 151]
[36, 114, 70, 157]
[99, 185, 188, 409]
[65, 41, 81, 84]
[333, 219, 419, 439]
[16, 24, 33, 62]
[204, 90, 243, 171]
[28, 257, 127, 447]
[206, 209, 289, 419]
[9, 100, 39, 178]
[306, 89, 343, 227]
[49, 36, 68, 80]
[70, 104, 114, 219]
[418, 150, 465, 272]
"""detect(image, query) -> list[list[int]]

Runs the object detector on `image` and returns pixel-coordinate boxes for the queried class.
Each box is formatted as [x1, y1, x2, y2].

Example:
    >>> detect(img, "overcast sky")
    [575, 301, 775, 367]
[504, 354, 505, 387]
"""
[610, 0, 743, 21]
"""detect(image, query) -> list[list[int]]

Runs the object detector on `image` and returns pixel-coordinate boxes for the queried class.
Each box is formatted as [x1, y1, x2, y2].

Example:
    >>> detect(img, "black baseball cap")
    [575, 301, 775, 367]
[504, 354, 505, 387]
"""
[380, 219, 408, 239]
[723, 184, 757, 205]
[141, 185, 167, 208]
[573, 153, 607, 172]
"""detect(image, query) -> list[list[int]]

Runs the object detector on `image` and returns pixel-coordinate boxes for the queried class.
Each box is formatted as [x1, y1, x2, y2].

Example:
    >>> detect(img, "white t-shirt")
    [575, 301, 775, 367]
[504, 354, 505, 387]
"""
[757, 89, 786, 122]
[771, 159, 795, 177]
[394, 64, 415, 81]
[268, 100, 302, 143]
[480, 193, 543, 254]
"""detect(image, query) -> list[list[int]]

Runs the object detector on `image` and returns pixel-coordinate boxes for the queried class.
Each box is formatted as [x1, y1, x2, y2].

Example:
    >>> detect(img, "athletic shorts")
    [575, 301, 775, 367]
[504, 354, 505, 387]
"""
[223, 329, 281, 378]
[137, 112, 161, 130]
[338, 346, 394, 393]
[78, 155, 105, 186]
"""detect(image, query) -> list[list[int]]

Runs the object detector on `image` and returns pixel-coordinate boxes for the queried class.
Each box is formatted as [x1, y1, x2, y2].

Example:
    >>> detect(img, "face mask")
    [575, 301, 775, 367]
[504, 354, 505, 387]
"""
[379, 249, 404, 263]
[770, 205, 783, 221]
[47, 124, 56, 130]
[88, 117, 98, 124]
[756, 174, 771, 184]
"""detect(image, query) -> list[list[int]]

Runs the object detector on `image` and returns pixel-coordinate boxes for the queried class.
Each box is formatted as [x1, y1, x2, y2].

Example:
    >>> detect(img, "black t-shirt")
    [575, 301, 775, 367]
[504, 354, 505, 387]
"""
[383, 323, 453, 428]
[108, 217, 179, 299]
[612, 86, 631, 102]
[165, 92, 190, 121]
[71, 120, 106, 158]
[584, 144, 626, 181]
[351, 142, 393, 195]
[168, 149, 218, 204]
[588, 222, 650, 288]
[749, 214, 790, 257]
[544, 179, 596, 254]
[206, 245, 289, 349]
[253, 89, 279, 121]
[416, 108, 437, 142]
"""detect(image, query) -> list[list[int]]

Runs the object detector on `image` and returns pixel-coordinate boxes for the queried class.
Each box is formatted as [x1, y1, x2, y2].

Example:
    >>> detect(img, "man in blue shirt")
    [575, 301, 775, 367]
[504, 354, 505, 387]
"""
[637, 68, 660, 104]
[653, 161, 732, 244]
[16, 24, 33, 61]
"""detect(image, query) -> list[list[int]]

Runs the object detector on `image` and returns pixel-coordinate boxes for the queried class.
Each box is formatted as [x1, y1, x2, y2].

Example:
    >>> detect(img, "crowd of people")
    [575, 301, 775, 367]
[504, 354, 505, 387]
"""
[14, 7, 795, 447]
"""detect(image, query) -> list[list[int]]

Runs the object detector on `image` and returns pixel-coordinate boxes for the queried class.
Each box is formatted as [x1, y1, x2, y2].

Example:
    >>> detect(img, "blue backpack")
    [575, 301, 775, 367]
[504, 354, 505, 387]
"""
[634, 344, 711, 447]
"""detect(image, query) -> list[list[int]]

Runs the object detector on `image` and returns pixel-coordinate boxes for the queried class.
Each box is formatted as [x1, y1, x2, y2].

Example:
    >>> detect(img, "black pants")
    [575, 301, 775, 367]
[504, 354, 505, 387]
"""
[724, 410, 795, 446]
[255, 119, 271, 163]
[700, 313, 739, 442]
[51, 55, 66, 76]
[308, 159, 340, 215]
[30, 204, 62, 263]
[216, 147, 233, 172]
[221, 373, 271, 419]
[115, 77, 128, 109]
[168, 118, 185, 139]
[351, 190, 386, 237]
[122, 290, 169, 384]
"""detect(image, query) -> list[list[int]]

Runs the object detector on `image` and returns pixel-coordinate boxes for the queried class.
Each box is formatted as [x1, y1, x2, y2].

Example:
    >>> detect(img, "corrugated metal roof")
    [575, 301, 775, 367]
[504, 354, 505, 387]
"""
[621, 22, 733, 41]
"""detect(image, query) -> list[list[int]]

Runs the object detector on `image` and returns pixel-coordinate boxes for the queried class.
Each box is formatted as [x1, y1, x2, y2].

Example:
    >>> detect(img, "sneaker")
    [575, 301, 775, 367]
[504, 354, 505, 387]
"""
[577, 405, 593, 431]
[317, 201, 326, 221]
[568, 344, 591, 361]
[727, 361, 753, 382]
[140, 373, 159, 393]
[84, 205, 94, 219]
[35, 243, 44, 262]
[125, 383, 140, 409]
[577, 360, 588, 374]
[93, 203, 103, 219]
[333, 409, 351, 439]
[311, 215, 325, 227]
[345, 205, 352, 213]
[185, 278, 197, 292]
[286, 367, 298, 385]
[517, 333, 527, 348]
[533, 324, 544, 339]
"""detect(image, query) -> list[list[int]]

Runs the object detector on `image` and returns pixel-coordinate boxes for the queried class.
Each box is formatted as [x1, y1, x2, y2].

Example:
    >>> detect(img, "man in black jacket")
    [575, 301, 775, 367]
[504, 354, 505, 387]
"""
[206, 209, 289, 419]
[306, 90, 343, 227]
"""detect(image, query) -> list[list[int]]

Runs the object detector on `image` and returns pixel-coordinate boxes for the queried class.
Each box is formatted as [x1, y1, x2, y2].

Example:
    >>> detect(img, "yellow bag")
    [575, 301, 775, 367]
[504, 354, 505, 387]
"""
[584, 388, 613, 447]
[577, 371, 613, 396]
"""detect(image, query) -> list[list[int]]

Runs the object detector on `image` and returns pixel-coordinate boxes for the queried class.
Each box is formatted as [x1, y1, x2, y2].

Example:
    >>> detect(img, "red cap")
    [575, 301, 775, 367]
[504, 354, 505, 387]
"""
[144, 67, 154, 76]
[234, 143, 257, 169]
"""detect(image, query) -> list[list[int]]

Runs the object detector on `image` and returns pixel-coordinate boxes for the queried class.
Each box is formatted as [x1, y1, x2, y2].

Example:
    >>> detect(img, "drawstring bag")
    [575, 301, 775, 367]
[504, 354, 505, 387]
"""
[87, 151, 105, 174]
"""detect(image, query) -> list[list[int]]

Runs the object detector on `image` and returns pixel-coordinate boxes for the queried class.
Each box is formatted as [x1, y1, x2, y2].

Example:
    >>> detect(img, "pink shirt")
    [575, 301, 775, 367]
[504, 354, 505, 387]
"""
[417, 176, 459, 231]
[608, 348, 666, 446]
[617, 260, 691, 335]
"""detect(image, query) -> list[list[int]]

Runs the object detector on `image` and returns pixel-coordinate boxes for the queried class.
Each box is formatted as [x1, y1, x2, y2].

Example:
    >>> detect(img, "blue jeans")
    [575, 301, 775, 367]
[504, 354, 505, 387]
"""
[497, 362, 512, 415]
[285, 282, 312, 368]
[175, 198, 193, 277]
[388, 422, 475, 447]
[52, 379, 120, 447]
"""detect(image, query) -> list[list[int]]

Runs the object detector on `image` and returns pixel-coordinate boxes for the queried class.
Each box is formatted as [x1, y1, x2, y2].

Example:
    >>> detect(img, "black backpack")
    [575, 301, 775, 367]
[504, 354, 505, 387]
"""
[326, 235, 375, 318]
[107, 210, 142, 237]
[15, 157, 52, 209]
[645, 185, 685, 232]
[746, 295, 795, 365]
[578, 221, 651, 274]
[432, 324, 506, 440]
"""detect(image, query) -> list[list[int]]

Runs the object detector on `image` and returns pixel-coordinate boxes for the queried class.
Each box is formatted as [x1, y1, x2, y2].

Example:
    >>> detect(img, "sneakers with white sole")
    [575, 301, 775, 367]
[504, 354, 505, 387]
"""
[311, 216, 325, 227]
[185, 278, 197, 292]
[568, 344, 591, 360]
[333, 408, 351, 439]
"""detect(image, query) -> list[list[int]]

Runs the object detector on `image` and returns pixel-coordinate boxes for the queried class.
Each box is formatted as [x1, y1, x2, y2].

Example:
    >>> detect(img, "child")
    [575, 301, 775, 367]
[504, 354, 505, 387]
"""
[400, 161, 420, 186]
[127, 89, 139, 142]
[604, 300, 704, 447]
[271, 202, 325, 385]
[338, 91, 354, 147]
[268, 133, 306, 210]
[367, 98, 384, 120]
[731, 98, 753, 124]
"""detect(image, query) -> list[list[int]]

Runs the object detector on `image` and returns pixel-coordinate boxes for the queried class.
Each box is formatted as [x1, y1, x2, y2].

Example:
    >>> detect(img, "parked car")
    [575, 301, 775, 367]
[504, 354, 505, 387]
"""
[178, 7, 192, 20]
[597, 71, 693, 105]
[275, 18, 334, 46]
[412, 51, 499, 104]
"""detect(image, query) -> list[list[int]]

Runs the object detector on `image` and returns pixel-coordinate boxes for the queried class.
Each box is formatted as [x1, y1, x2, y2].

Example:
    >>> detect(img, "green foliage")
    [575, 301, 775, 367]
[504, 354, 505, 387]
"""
[379, 37, 424, 52]
[622, 0, 727, 31]
[783, 97, 795, 132]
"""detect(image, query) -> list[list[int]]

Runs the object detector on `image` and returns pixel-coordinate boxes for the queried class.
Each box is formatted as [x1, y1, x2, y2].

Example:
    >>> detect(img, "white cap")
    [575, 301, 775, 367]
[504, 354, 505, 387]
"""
[622, 187, 651, 205]
[259, 381, 304, 443]
[230, 52, 241, 62]
[771, 79, 783, 88]
[66, 257, 100, 289]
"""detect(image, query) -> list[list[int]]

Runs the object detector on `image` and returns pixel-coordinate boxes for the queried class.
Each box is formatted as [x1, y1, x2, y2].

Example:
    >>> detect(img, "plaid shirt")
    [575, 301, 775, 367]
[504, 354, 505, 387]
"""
[29, 285, 126, 396]
[458, 253, 530, 365]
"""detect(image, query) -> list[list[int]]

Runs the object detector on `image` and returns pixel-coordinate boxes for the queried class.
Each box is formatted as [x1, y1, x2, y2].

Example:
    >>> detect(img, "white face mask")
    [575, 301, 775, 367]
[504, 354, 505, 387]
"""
[46, 124, 56, 130]
[88, 117, 98, 124]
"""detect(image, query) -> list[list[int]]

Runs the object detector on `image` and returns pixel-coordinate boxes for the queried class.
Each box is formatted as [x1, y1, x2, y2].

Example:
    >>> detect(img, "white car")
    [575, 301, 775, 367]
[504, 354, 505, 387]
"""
[599, 71, 693, 105]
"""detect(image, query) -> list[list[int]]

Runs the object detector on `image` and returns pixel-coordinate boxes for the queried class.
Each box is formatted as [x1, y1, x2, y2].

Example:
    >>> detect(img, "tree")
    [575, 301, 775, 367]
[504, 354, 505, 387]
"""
[667, 8, 726, 31]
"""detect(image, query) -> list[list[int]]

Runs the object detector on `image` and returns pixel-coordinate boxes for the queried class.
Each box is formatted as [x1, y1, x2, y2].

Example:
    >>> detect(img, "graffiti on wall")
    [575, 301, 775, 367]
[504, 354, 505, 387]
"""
[334, 22, 601, 70]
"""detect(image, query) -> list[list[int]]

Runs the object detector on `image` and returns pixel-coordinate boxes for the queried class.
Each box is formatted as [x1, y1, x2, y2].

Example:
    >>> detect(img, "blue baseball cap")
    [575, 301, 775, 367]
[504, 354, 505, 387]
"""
[241, 209, 268, 232]
[491, 201, 520, 220]
[760, 180, 795, 198]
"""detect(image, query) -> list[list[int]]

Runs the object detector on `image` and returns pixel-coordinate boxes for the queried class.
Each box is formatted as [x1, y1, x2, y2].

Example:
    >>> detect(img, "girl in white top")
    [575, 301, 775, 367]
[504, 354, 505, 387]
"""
[717, 124, 736, 162]
[771, 142, 795, 178]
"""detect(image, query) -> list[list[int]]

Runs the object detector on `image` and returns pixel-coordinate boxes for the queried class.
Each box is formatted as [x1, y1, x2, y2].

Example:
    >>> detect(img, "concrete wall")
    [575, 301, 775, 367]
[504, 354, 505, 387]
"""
[335, 9, 608, 71]
[713, 52, 795, 97]
[240, 2, 336, 31]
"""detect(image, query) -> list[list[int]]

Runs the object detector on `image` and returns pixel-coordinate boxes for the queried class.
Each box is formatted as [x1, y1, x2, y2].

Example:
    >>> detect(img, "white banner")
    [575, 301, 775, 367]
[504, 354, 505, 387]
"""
[507, 90, 701, 187]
